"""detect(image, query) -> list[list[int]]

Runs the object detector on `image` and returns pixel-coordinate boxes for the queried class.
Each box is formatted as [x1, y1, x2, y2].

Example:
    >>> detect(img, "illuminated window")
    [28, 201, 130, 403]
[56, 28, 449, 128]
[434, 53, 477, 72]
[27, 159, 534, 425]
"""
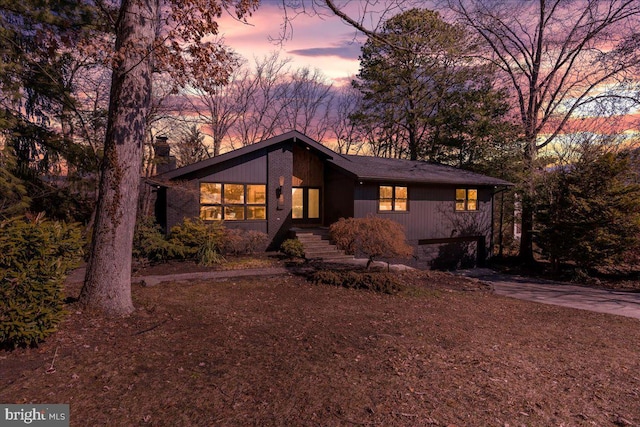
[292, 187, 321, 220]
[455, 188, 478, 211]
[308, 188, 320, 219]
[292, 188, 304, 219]
[378, 185, 408, 212]
[200, 183, 266, 220]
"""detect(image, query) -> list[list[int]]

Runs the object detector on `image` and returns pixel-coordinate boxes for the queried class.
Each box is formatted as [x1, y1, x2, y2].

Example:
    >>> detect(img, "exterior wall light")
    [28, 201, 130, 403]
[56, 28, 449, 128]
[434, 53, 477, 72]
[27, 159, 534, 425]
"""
[276, 175, 285, 210]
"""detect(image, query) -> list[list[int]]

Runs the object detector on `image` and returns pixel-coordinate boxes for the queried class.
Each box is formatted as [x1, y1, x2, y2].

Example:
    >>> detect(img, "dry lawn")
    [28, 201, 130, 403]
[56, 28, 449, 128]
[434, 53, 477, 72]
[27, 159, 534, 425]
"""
[1, 267, 640, 426]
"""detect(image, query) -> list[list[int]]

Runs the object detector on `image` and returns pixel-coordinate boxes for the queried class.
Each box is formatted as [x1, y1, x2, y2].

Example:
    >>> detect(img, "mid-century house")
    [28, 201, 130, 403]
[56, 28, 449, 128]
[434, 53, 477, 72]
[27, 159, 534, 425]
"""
[149, 130, 511, 268]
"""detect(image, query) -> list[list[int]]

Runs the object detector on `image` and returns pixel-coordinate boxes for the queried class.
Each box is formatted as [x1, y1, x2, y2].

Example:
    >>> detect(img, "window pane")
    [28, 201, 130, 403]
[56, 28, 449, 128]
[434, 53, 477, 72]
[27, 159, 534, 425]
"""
[247, 185, 266, 204]
[224, 184, 244, 204]
[379, 200, 393, 211]
[395, 186, 407, 199]
[467, 189, 478, 211]
[308, 188, 320, 219]
[225, 206, 244, 220]
[200, 206, 222, 220]
[380, 186, 393, 199]
[200, 183, 221, 204]
[394, 199, 407, 211]
[292, 188, 304, 219]
[247, 206, 266, 220]
[455, 188, 466, 211]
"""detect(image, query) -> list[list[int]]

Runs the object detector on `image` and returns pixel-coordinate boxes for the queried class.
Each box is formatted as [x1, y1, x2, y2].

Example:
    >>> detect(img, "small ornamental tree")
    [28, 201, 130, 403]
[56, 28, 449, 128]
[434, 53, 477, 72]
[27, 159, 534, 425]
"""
[330, 217, 413, 268]
[535, 149, 640, 274]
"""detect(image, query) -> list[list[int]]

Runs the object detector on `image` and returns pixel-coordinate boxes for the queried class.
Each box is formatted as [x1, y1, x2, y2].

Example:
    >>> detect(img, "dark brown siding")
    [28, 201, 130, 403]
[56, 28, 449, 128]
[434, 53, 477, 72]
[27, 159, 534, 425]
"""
[354, 182, 494, 266]
[324, 166, 355, 225]
[166, 180, 199, 232]
[292, 144, 323, 187]
[165, 144, 281, 248]
[198, 150, 267, 182]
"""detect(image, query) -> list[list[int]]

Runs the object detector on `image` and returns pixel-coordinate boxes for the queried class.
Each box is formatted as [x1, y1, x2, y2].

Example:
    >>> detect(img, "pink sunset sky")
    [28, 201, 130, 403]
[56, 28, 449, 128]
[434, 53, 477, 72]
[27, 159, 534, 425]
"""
[216, 1, 371, 85]
[213, 1, 640, 141]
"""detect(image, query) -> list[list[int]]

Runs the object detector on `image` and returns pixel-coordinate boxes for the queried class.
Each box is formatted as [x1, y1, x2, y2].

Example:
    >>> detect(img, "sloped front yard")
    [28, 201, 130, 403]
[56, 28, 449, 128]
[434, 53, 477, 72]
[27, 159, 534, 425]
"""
[1, 270, 639, 426]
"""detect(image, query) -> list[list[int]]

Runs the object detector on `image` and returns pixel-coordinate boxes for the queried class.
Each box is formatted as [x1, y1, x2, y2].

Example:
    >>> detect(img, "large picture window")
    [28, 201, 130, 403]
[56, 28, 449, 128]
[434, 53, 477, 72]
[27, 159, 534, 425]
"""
[455, 188, 478, 211]
[200, 183, 266, 220]
[378, 185, 408, 212]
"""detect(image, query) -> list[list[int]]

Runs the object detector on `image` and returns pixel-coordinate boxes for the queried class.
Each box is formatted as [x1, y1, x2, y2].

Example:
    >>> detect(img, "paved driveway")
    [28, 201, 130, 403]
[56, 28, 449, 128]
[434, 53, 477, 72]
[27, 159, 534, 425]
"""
[458, 269, 640, 320]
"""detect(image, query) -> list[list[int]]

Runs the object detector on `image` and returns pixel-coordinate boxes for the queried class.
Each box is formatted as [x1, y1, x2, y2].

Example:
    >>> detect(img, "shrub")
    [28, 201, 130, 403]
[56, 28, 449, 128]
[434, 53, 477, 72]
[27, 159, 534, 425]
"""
[309, 270, 406, 294]
[0, 215, 83, 349]
[329, 217, 413, 268]
[133, 216, 184, 262]
[280, 239, 305, 259]
[169, 218, 225, 265]
[223, 228, 269, 255]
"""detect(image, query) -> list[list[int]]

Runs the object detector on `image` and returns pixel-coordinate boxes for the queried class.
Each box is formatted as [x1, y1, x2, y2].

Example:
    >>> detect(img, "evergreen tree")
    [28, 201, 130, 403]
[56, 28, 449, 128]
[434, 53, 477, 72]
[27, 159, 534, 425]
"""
[353, 8, 512, 163]
[0, 145, 30, 219]
[535, 149, 640, 273]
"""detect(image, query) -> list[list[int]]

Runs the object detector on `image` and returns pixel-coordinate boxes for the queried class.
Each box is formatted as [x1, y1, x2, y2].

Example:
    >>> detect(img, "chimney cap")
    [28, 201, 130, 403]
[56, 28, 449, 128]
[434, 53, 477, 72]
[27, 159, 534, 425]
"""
[155, 135, 169, 143]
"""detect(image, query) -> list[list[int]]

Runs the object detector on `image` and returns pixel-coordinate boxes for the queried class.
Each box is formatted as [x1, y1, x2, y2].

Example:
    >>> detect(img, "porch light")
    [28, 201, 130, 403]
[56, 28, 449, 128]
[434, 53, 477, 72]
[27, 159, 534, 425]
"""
[276, 176, 285, 210]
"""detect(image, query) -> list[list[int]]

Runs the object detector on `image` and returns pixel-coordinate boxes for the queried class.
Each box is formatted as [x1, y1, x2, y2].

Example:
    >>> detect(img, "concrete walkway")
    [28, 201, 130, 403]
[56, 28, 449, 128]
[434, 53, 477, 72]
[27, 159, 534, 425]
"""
[458, 268, 640, 320]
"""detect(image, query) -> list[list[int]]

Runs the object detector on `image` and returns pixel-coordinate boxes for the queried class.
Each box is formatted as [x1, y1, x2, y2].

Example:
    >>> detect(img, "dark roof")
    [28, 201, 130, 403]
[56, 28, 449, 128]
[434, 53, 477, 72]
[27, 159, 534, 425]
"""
[329, 154, 512, 186]
[157, 130, 512, 187]
[159, 130, 336, 180]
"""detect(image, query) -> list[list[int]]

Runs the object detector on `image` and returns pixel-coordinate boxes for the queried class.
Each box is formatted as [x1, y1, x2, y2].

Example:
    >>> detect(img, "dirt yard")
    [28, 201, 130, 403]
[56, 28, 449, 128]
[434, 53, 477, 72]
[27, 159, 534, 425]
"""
[2, 265, 639, 426]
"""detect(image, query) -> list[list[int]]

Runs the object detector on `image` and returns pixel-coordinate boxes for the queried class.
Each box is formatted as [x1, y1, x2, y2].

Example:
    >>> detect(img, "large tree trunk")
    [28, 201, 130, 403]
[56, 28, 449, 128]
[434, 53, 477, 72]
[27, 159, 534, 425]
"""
[79, 0, 158, 316]
[518, 136, 537, 265]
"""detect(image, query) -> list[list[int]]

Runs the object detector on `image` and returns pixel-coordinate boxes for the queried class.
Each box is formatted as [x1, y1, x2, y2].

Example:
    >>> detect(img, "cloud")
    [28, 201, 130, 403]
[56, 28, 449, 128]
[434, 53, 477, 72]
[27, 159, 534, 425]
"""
[288, 42, 362, 60]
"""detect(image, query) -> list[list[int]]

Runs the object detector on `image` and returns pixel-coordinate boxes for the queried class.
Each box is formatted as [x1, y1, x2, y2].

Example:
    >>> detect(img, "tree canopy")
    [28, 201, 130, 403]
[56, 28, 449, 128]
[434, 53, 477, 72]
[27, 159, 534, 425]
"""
[352, 8, 514, 164]
[451, 0, 640, 261]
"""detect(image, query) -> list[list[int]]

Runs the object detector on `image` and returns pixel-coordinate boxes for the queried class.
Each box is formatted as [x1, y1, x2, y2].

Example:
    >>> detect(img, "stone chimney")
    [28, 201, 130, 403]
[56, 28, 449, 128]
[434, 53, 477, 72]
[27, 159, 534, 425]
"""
[153, 135, 176, 175]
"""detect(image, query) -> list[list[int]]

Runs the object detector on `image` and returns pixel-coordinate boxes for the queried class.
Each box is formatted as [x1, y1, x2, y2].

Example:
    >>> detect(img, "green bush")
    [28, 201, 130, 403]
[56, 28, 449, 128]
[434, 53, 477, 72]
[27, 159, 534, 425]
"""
[169, 218, 225, 265]
[0, 216, 84, 349]
[197, 232, 226, 266]
[223, 228, 268, 255]
[133, 216, 184, 262]
[308, 270, 406, 294]
[280, 239, 305, 259]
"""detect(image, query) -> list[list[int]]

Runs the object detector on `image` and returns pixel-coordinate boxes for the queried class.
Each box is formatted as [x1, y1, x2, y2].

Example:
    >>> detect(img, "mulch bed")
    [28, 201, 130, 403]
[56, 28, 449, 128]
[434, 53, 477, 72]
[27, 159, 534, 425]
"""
[1, 267, 639, 426]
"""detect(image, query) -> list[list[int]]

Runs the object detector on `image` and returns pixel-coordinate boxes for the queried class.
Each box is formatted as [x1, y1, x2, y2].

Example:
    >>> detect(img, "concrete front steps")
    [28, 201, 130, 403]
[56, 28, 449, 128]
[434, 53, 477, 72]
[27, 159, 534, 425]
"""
[291, 228, 354, 263]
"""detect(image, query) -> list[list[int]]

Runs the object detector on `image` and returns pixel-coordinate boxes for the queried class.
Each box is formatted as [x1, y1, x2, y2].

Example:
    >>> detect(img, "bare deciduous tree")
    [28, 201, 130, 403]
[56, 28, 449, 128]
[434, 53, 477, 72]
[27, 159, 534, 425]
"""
[185, 51, 336, 152]
[451, 0, 640, 262]
[328, 84, 366, 154]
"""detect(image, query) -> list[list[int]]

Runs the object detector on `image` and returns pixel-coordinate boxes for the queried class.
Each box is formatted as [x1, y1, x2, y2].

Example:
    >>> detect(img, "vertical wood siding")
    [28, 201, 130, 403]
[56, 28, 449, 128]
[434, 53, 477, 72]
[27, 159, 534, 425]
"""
[198, 150, 267, 183]
[324, 167, 355, 225]
[292, 144, 324, 187]
[354, 182, 493, 242]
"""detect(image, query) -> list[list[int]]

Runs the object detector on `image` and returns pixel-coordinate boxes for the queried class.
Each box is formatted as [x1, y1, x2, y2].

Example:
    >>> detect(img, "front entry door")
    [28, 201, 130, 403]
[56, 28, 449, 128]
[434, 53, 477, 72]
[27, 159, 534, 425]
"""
[292, 187, 321, 223]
